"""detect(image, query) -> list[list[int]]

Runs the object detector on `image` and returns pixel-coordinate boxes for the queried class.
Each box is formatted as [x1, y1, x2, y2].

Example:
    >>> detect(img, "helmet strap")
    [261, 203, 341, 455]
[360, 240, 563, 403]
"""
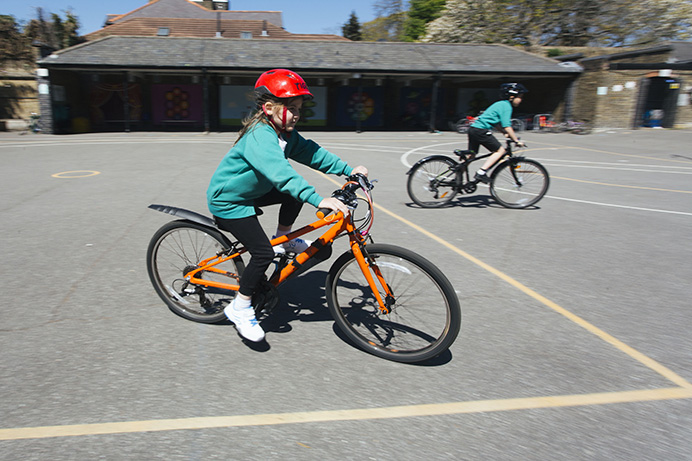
[262, 103, 288, 133]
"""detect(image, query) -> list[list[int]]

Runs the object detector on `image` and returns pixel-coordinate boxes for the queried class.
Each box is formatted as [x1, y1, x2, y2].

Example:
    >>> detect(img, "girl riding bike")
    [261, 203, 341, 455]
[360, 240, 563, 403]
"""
[207, 69, 367, 342]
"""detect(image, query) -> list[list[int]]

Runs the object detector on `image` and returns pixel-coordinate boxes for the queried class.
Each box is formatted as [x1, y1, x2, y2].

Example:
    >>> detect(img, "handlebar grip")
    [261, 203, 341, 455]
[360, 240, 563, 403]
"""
[316, 208, 332, 219]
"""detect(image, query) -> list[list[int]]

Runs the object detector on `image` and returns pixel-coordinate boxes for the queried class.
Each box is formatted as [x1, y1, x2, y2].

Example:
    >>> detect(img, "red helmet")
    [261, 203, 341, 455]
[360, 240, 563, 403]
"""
[255, 69, 313, 100]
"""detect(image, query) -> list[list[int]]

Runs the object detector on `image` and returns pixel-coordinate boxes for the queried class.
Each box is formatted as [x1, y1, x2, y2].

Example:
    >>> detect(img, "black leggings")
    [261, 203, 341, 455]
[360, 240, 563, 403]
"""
[214, 189, 304, 297]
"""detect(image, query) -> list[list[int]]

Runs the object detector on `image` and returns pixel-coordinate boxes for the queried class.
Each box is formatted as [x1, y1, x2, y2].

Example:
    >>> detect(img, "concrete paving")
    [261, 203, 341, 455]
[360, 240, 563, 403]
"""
[1, 128, 691, 460]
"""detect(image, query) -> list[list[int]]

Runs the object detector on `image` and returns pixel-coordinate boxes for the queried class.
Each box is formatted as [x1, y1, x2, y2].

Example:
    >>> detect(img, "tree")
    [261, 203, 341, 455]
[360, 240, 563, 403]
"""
[423, 0, 505, 44]
[342, 11, 362, 41]
[423, 0, 692, 47]
[402, 0, 446, 42]
[363, 0, 407, 41]
[0, 15, 33, 63]
[23, 7, 84, 57]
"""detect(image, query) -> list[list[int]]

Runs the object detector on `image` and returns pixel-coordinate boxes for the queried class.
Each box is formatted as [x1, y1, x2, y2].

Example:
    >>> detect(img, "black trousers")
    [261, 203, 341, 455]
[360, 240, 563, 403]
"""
[215, 189, 304, 297]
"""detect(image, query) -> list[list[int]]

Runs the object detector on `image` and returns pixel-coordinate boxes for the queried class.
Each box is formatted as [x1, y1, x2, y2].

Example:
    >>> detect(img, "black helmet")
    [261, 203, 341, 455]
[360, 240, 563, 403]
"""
[500, 83, 528, 99]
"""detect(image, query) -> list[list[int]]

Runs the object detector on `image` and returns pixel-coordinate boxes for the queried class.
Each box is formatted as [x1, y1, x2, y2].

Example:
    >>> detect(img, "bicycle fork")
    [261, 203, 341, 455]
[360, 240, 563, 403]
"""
[350, 241, 395, 315]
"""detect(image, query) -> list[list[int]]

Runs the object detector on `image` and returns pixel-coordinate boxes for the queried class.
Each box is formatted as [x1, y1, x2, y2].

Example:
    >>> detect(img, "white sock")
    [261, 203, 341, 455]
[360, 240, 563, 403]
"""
[233, 297, 252, 310]
[477, 168, 487, 175]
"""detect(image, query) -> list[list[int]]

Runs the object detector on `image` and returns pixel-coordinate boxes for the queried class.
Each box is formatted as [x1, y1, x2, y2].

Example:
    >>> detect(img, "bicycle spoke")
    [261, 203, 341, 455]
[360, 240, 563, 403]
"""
[327, 244, 460, 362]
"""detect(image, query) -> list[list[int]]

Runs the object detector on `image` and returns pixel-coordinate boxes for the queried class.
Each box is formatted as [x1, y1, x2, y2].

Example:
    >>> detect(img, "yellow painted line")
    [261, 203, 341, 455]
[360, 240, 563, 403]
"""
[371, 202, 692, 389]
[1, 388, 690, 441]
[314, 171, 692, 389]
[3, 171, 687, 442]
[552, 175, 692, 193]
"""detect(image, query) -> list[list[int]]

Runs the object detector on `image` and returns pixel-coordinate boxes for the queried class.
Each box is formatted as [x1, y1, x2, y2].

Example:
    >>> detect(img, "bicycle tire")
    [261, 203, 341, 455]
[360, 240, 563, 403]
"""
[407, 157, 459, 208]
[456, 119, 471, 134]
[490, 158, 549, 209]
[511, 118, 525, 132]
[325, 244, 461, 363]
[147, 220, 244, 323]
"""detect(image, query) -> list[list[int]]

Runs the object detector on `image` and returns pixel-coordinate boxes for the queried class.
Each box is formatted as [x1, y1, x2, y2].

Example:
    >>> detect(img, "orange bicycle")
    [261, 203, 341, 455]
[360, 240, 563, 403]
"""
[146, 174, 461, 363]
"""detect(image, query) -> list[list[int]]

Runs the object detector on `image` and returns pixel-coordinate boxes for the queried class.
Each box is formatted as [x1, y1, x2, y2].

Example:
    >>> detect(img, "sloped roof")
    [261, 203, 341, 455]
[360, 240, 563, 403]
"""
[85, 17, 348, 41]
[105, 0, 283, 28]
[39, 36, 581, 77]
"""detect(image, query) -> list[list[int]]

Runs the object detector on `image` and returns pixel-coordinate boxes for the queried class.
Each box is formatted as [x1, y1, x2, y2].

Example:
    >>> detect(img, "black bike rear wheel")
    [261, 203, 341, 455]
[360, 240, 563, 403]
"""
[490, 158, 549, 209]
[407, 157, 459, 208]
[147, 220, 244, 323]
[325, 244, 461, 363]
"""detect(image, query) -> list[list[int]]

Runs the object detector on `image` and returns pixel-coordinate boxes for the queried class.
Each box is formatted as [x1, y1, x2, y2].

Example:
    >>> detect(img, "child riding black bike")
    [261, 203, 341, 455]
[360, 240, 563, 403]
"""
[467, 83, 528, 183]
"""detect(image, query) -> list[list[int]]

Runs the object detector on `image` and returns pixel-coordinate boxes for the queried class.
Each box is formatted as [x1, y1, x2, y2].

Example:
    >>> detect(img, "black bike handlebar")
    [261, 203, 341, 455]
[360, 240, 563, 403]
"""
[316, 173, 373, 219]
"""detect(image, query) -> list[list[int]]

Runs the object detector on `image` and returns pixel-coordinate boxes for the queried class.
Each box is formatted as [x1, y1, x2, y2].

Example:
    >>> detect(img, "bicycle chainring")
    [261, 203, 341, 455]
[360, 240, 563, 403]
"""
[463, 183, 477, 193]
[252, 279, 280, 315]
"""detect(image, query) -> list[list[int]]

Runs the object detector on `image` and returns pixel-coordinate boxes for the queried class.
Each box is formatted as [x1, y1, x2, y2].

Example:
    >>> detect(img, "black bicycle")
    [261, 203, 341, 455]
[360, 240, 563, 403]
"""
[406, 140, 549, 209]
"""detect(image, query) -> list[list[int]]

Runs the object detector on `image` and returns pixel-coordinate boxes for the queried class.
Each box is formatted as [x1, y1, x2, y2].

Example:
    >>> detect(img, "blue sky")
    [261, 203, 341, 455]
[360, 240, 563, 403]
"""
[1, 0, 377, 36]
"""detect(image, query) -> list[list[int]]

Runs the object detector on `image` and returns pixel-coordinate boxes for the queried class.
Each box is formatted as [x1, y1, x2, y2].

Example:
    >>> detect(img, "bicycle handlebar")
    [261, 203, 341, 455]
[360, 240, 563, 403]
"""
[316, 173, 373, 219]
[508, 139, 527, 148]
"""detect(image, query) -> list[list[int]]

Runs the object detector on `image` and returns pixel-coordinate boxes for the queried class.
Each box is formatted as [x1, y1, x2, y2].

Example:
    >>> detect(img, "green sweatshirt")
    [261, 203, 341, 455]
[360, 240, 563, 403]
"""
[207, 123, 353, 219]
[471, 99, 513, 130]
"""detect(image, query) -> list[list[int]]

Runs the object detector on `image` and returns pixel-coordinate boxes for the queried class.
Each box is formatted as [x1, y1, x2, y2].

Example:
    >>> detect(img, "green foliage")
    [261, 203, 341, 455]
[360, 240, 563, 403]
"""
[363, 0, 407, 41]
[0, 15, 33, 63]
[402, 0, 446, 41]
[4, 7, 85, 63]
[423, 0, 692, 46]
[342, 11, 362, 41]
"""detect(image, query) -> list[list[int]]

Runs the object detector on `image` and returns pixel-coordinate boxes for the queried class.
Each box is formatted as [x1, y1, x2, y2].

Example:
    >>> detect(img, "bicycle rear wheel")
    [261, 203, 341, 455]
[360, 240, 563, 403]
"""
[406, 157, 459, 208]
[147, 220, 244, 323]
[325, 244, 461, 363]
[490, 158, 549, 209]
[456, 119, 471, 133]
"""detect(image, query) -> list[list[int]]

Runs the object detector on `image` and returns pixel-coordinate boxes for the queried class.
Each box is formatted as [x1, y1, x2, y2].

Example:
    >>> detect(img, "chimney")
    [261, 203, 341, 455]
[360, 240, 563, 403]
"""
[216, 12, 222, 38]
[261, 20, 269, 37]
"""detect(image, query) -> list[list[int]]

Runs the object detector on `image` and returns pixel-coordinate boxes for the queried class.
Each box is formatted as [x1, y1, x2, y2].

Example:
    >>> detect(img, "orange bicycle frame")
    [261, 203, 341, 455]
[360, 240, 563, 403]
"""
[183, 211, 394, 314]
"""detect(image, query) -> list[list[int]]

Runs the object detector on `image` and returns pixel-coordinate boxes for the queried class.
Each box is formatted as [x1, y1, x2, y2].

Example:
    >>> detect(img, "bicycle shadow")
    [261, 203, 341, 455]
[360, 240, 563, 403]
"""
[404, 195, 543, 210]
[256, 269, 452, 366]
[404, 194, 493, 209]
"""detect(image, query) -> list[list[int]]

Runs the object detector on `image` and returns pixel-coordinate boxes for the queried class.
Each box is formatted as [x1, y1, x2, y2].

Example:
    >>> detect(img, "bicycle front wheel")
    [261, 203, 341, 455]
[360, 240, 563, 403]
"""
[407, 157, 459, 208]
[325, 244, 461, 363]
[490, 158, 549, 209]
[147, 220, 244, 323]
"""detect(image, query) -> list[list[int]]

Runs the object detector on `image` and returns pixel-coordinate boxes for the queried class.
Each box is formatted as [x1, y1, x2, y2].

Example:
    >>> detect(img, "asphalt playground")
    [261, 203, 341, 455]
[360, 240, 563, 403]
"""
[1, 127, 691, 459]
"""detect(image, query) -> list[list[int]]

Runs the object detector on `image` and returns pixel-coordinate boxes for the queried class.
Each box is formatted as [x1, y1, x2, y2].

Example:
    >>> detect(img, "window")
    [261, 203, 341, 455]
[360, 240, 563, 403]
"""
[157, 27, 170, 36]
[241, 31, 252, 39]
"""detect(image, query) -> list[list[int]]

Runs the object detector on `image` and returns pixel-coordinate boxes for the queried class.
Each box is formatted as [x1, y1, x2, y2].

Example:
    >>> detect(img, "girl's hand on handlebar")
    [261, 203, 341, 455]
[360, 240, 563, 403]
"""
[319, 197, 350, 217]
[351, 165, 368, 177]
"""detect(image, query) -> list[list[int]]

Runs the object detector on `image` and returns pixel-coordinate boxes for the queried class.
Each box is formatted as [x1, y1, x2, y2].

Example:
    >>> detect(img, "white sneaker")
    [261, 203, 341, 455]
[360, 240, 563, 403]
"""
[272, 236, 312, 254]
[224, 300, 265, 342]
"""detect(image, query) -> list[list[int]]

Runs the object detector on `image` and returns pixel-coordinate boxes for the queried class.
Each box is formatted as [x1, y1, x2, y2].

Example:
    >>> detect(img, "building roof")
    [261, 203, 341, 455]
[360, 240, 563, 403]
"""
[104, 0, 283, 28]
[39, 36, 582, 77]
[85, 17, 348, 41]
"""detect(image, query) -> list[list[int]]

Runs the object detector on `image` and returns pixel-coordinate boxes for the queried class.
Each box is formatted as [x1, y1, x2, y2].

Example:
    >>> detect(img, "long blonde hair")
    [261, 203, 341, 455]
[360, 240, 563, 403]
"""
[234, 93, 282, 144]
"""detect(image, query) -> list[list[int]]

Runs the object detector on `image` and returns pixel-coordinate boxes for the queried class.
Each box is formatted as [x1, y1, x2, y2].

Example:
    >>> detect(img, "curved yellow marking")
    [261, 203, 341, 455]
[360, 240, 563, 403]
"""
[51, 170, 101, 178]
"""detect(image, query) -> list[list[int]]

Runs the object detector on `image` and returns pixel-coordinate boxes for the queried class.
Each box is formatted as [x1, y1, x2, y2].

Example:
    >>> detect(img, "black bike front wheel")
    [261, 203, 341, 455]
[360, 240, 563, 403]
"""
[147, 220, 244, 323]
[490, 158, 549, 209]
[325, 244, 461, 363]
[407, 157, 459, 208]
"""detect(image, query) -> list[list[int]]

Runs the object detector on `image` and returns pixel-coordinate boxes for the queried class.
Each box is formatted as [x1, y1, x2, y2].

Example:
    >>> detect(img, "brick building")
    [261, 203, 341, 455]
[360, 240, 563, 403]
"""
[556, 42, 692, 129]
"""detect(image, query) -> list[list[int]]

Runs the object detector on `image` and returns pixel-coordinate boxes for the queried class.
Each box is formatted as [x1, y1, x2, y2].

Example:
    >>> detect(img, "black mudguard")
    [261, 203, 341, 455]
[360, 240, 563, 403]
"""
[148, 204, 218, 229]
